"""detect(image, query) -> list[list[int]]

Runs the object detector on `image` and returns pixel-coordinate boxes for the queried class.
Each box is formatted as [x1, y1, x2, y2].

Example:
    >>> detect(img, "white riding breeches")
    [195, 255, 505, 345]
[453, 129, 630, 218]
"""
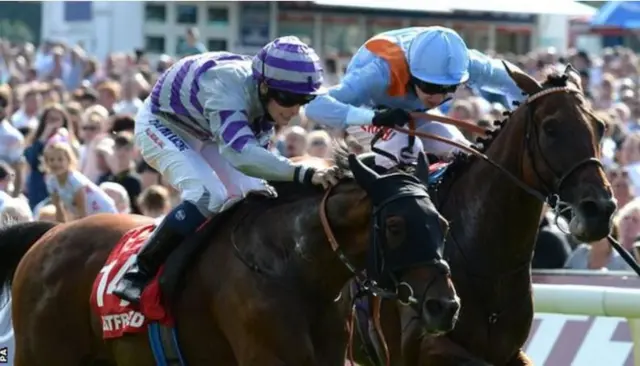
[347, 121, 470, 169]
[134, 104, 269, 216]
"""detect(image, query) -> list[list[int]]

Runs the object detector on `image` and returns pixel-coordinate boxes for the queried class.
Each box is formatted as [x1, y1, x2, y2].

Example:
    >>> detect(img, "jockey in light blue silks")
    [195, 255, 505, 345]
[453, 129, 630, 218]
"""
[113, 36, 409, 304]
[305, 26, 525, 169]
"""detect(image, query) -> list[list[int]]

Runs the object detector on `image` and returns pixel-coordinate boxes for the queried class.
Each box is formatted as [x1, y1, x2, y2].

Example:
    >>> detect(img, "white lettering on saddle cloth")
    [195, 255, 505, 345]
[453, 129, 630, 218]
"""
[101, 310, 146, 332]
[91, 225, 155, 339]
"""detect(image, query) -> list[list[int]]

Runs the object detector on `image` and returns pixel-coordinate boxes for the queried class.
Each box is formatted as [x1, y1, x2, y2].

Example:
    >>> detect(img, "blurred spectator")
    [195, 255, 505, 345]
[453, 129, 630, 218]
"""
[98, 131, 141, 213]
[10, 86, 40, 135]
[307, 130, 331, 158]
[608, 167, 634, 209]
[97, 81, 120, 115]
[99, 181, 131, 214]
[0, 196, 33, 227]
[24, 104, 77, 209]
[179, 27, 208, 57]
[137, 185, 171, 219]
[136, 160, 162, 190]
[565, 224, 630, 271]
[323, 57, 342, 87]
[283, 126, 307, 158]
[114, 77, 143, 115]
[109, 114, 135, 134]
[615, 197, 640, 252]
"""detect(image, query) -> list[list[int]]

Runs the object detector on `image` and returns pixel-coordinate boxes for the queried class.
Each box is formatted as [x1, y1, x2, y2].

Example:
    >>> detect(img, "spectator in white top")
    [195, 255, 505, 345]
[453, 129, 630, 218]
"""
[0, 196, 33, 227]
[10, 86, 41, 136]
[99, 181, 131, 214]
[114, 76, 143, 115]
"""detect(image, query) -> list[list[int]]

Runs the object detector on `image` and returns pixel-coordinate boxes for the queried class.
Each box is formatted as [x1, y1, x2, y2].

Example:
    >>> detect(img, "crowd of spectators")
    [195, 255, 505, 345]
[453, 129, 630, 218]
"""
[0, 29, 638, 273]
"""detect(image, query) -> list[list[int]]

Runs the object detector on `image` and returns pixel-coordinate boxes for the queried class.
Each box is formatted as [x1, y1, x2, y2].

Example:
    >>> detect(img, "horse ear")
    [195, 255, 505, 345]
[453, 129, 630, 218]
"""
[502, 60, 542, 95]
[348, 153, 379, 191]
[414, 151, 431, 186]
[564, 63, 583, 91]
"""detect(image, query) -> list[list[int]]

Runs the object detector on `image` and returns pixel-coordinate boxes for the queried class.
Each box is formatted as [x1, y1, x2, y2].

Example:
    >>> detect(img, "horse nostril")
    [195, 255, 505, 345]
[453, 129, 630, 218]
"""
[424, 298, 444, 316]
[578, 199, 600, 219]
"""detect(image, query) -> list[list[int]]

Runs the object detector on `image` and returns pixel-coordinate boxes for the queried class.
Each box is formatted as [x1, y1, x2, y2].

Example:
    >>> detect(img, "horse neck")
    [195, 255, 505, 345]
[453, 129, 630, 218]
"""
[442, 110, 543, 272]
[293, 184, 371, 303]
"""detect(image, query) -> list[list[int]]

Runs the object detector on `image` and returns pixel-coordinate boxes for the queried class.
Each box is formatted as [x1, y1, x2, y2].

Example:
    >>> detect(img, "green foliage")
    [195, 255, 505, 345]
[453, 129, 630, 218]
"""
[0, 19, 34, 44]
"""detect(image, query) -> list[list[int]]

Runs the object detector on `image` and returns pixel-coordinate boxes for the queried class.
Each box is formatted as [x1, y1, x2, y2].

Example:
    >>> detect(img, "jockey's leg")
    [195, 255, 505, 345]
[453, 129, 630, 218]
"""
[372, 130, 424, 170]
[113, 110, 228, 304]
[417, 121, 469, 157]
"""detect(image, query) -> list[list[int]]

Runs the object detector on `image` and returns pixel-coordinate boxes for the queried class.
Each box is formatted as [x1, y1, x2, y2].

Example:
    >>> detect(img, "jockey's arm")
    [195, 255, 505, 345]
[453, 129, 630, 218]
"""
[201, 75, 311, 183]
[219, 135, 311, 183]
[305, 62, 385, 128]
[466, 50, 526, 107]
[207, 109, 312, 183]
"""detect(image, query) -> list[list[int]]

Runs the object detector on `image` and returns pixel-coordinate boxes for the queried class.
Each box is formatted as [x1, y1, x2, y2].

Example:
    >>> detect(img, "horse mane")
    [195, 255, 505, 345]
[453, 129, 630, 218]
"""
[442, 70, 573, 182]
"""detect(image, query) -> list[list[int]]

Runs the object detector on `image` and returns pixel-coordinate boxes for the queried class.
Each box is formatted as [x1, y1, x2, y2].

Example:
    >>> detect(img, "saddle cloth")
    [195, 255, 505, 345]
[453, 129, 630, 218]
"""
[90, 224, 174, 339]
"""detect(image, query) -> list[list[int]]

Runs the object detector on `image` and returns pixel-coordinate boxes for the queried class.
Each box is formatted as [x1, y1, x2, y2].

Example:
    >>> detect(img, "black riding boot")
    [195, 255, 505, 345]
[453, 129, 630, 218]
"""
[113, 220, 185, 305]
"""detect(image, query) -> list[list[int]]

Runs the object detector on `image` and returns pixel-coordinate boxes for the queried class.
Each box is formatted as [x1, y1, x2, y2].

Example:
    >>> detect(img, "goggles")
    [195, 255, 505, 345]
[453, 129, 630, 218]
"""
[412, 77, 459, 95]
[267, 88, 316, 107]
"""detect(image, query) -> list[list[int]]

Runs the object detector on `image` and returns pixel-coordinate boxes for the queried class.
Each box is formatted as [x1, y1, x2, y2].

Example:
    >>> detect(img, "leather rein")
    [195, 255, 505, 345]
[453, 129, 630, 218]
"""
[398, 90, 640, 278]
[319, 86, 640, 366]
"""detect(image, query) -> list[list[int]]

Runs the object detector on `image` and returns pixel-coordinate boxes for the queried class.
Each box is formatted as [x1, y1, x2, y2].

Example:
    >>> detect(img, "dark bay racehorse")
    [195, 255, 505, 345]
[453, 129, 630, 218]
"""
[350, 65, 616, 366]
[0, 147, 459, 366]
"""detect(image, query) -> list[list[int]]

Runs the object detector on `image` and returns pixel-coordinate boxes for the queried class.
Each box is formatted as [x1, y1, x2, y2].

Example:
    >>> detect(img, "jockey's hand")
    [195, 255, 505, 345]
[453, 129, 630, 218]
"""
[372, 108, 412, 127]
[310, 166, 341, 189]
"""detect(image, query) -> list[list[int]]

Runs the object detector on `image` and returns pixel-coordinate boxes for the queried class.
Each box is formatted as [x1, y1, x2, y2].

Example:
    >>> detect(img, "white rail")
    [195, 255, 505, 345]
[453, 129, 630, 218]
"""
[534, 284, 640, 318]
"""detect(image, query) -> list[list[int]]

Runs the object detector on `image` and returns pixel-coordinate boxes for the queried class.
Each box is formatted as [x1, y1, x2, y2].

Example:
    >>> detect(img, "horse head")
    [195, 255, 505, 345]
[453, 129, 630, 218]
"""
[345, 151, 459, 334]
[502, 62, 615, 241]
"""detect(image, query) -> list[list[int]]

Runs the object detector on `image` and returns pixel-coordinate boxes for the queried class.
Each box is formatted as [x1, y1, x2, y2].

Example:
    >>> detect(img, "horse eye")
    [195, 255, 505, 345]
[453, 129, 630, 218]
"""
[386, 216, 404, 233]
[542, 119, 558, 137]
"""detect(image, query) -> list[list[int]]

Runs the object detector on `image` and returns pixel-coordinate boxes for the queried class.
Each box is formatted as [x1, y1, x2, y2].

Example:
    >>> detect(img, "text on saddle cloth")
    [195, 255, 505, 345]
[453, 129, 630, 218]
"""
[90, 224, 174, 339]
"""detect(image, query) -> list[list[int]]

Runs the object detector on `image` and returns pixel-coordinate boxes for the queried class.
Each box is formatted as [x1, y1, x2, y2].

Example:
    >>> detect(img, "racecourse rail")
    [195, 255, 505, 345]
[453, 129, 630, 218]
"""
[532, 269, 640, 366]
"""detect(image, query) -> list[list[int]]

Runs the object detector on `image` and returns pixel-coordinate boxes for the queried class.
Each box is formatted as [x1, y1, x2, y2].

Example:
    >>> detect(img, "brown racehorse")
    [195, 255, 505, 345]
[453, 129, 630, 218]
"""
[0, 147, 459, 366]
[348, 65, 616, 366]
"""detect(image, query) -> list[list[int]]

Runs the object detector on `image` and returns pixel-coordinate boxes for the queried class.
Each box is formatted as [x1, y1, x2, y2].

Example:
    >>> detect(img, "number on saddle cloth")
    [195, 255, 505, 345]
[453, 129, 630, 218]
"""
[90, 224, 173, 340]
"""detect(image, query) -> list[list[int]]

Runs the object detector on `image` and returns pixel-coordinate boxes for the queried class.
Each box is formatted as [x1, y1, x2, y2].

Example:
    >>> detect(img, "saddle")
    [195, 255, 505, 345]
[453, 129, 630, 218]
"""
[159, 190, 276, 302]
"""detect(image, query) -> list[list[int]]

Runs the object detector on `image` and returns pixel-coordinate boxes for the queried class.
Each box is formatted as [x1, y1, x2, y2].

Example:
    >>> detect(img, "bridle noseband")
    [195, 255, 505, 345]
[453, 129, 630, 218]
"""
[522, 86, 604, 212]
[319, 184, 442, 307]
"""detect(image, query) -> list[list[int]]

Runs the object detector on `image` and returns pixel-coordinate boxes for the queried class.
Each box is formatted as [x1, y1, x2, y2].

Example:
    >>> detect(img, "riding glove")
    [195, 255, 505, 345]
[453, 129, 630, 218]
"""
[294, 166, 342, 189]
[372, 108, 412, 127]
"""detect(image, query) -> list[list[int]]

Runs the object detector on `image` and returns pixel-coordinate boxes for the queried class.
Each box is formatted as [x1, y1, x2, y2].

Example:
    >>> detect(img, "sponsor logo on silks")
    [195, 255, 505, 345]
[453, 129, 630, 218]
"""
[0, 347, 7, 363]
[145, 128, 165, 149]
[149, 119, 189, 152]
[360, 125, 394, 141]
[101, 311, 146, 332]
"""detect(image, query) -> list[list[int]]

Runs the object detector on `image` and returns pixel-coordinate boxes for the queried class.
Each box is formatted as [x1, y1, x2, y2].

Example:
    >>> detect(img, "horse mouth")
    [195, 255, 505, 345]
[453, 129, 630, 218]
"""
[421, 298, 460, 335]
[569, 214, 611, 242]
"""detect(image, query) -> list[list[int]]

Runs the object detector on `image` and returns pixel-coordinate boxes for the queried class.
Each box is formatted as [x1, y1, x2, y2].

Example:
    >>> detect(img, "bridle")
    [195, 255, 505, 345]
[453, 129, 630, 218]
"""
[319, 182, 448, 366]
[319, 183, 444, 309]
[392, 85, 640, 277]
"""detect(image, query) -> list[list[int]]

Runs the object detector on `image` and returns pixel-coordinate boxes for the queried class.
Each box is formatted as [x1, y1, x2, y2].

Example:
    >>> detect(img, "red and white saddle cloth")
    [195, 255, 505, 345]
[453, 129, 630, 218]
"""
[90, 224, 174, 339]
